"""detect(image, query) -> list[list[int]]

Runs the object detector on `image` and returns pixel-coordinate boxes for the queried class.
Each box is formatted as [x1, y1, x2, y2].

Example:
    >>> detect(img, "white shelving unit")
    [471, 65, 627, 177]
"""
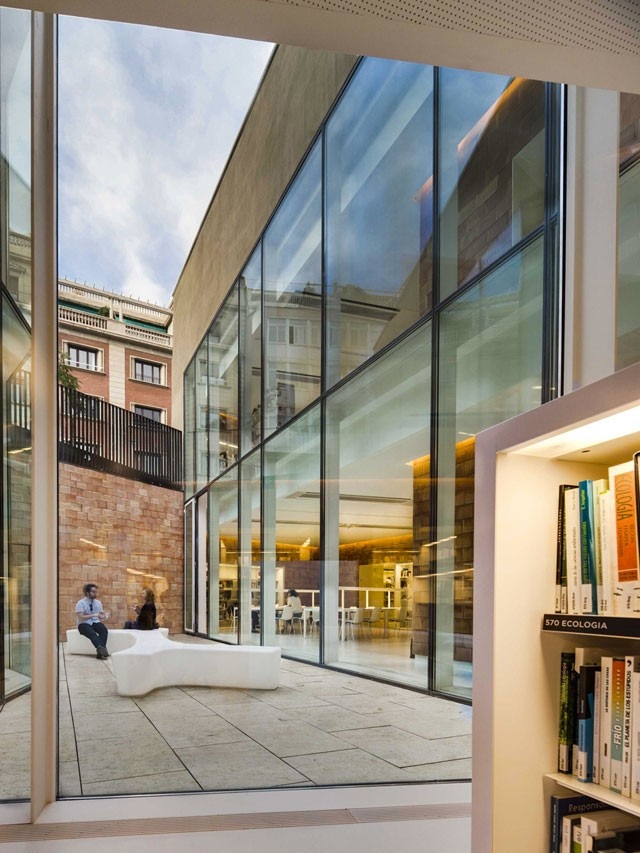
[472, 360, 640, 853]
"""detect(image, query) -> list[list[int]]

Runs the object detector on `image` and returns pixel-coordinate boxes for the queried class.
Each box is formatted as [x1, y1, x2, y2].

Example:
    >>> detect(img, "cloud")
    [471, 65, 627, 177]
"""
[58, 17, 273, 307]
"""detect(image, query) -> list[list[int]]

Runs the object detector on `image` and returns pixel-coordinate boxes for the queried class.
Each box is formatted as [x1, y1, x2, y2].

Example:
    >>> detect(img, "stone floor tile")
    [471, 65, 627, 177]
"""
[247, 691, 331, 711]
[82, 770, 200, 796]
[287, 705, 390, 732]
[402, 758, 473, 781]
[70, 695, 139, 716]
[149, 713, 250, 749]
[175, 740, 309, 790]
[0, 694, 31, 734]
[77, 731, 184, 784]
[231, 719, 349, 757]
[58, 760, 82, 796]
[324, 693, 410, 716]
[74, 709, 157, 742]
[285, 748, 410, 785]
[336, 726, 472, 767]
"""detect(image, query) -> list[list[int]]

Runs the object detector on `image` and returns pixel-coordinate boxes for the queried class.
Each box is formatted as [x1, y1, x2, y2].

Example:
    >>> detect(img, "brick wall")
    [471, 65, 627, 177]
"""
[59, 463, 183, 641]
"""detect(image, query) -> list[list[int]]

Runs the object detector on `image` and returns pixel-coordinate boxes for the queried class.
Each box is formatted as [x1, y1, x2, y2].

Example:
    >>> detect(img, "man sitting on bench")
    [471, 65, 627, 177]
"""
[75, 582, 110, 659]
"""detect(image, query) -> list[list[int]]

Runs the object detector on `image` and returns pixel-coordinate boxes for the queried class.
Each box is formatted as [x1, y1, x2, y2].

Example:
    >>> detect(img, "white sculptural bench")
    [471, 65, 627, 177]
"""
[65, 628, 281, 696]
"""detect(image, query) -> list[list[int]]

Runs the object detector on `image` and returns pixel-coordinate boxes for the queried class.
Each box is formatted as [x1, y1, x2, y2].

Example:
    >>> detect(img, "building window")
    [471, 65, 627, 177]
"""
[66, 344, 100, 371]
[133, 404, 163, 423]
[133, 359, 163, 384]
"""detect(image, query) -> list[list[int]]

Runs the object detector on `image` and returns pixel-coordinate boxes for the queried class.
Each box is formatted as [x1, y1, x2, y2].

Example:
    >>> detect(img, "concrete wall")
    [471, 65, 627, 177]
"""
[171, 45, 357, 429]
[58, 463, 184, 641]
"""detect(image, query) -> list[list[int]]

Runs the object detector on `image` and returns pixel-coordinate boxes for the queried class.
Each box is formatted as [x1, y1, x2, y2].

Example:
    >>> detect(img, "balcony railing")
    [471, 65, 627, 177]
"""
[58, 387, 182, 490]
[58, 305, 172, 348]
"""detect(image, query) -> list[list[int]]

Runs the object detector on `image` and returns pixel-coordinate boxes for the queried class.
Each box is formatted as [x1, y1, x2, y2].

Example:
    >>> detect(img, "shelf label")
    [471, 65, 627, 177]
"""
[542, 613, 640, 637]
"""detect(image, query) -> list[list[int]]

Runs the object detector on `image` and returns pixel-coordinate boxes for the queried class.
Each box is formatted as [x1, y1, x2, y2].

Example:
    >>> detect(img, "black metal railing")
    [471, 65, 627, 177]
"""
[58, 386, 182, 490]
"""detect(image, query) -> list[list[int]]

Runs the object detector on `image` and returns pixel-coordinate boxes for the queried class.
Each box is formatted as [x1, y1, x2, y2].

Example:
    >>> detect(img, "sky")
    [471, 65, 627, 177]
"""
[58, 17, 273, 308]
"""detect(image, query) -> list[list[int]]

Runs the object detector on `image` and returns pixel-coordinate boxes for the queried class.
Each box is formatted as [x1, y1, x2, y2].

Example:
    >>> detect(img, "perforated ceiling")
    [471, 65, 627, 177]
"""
[268, 0, 640, 56]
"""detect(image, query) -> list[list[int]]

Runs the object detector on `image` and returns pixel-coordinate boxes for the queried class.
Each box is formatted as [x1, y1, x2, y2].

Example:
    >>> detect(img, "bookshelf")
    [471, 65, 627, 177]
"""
[472, 361, 640, 853]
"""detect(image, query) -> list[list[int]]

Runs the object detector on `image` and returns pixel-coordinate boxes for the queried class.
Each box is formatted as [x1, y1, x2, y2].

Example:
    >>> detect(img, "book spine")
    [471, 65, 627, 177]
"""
[611, 462, 640, 616]
[557, 484, 573, 613]
[623, 656, 640, 796]
[567, 488, 582, 615]
[600, 657, 613, 787]
[563, 815, 580, 853]
[560, 651, 577, 772]
[578, 665, 599, 782]
[593, 670, 601, 785]
[572, 821, 582, 853]
[592, 480, 607, 615]
[611, 657, 626, 792]
[599, 491, 614, 617]
[580, 480, 597, 614]
[631, 670, 640, 802]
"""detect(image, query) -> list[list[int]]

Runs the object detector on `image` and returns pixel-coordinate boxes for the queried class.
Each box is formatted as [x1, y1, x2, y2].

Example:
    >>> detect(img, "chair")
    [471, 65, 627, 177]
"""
[387, 606, 408, 634]
[276, 604, 294, 634]
[292, 609, 305, 634]
[362, 606, 383, 636]
[344, 607, 367, 640]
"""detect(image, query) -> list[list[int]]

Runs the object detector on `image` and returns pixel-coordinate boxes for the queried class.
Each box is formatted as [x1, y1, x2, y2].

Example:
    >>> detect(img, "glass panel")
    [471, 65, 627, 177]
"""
[325, 58, 434, 387]
[263, 407, 321, 662]
[324, 324, 430, 687]
[436, 236, 544, 699]
[194, 337, 209, 492]
[239, 244, 262, 456]
[0, 7, 31, 802]
[208, 285, 239, 476]
[184, 501, 194, 633]
[183, 358, 196, 499]
[1, 7, 31, 314]
[617, 93, 640, 370]
[263, 141, 322, 437]
[439, 71, 546, 299]
[240, 450, 261, 645]
[208, 468, 239, 643]
[196, 494, 208, 634]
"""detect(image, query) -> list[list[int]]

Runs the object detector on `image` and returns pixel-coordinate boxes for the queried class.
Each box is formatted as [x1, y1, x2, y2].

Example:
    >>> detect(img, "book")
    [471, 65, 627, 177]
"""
[600, 656, 615, 787]
[611, 658, 627, 792]
[592, 825, 640, 850]
[610, 461, 640, 616]
[574, 820, 583, 853]
[550, 793, 606, 853]
[622, 656, 640, 796]
[600, 490, 615, 616]
[560, 650, 577, 772]
[594, 669, 601, 784]
[557, 484, 576, 613]
[578, 664, 600, 782]
[567, 487, 582, 614]
[592, 479, 608, 614]
[582, 810, 640, 847]
[564, 814, 583, 853]
[630, 669, 640, 801]
[580, 480, 598, 614]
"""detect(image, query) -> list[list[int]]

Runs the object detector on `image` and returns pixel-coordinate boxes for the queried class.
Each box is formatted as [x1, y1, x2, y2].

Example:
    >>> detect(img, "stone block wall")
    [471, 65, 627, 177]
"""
[59, 463, 183, 641]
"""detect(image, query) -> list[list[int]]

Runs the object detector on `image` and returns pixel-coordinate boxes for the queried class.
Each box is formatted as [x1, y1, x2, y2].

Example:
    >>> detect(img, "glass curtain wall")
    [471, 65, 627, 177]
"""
[184, 57, 560, 703]
[263, 140, 322, 438]
[208, 468, 239, 642]
[617, 92, 640, 370]
[0, 5, 31, 801]
[263, 406, 321, 661]
[324, 325, 431, 687]
[325, 59, 434, 387]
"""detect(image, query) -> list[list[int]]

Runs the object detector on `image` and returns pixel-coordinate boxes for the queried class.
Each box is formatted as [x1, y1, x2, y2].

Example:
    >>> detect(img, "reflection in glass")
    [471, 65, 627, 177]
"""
[239, 245, 262, 455]
[0, 7, 31, 802]
[183, 359, 196, 498]
[208, 286, 239, 477]
[263, 407, 320, 662]
[194, 337, 209, 492]
[184, 502, 194, 633]
[324, 324, 430, 686]
[1, 7, 32, 315]
[439, 71, 546, 299]
[240, 451, 261, 645]
[325, 58, 434, 387]
[617, 93, 640, 370]
[264, 140, 322, 437]
[208, 468, 239, 643]
[436, 236, 544, 698]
